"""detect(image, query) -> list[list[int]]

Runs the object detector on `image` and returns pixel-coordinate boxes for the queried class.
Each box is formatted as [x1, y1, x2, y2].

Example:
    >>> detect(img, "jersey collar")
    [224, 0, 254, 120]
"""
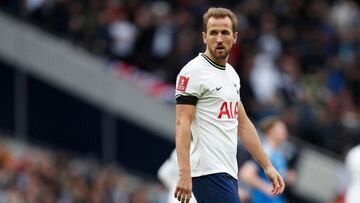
[201, 53, 226, 70]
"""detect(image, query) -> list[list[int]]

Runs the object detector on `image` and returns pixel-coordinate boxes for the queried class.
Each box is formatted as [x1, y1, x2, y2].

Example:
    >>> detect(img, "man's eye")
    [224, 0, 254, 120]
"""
[210, 31, 217, 35]
[222, 31, 230, 35]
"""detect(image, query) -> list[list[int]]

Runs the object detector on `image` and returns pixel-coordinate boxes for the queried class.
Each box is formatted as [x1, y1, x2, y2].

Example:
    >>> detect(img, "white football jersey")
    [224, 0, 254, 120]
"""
[175, 53, 241, 179]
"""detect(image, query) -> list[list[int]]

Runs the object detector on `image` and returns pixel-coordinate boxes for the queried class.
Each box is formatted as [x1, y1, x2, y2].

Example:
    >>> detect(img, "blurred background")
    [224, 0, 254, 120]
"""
[0, 0, 359, 202]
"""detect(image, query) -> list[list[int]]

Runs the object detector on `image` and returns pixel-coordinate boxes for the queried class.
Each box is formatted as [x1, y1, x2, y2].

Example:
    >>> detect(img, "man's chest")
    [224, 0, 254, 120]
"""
[203, 71, 240, 101]
[198, 71, 240, 119]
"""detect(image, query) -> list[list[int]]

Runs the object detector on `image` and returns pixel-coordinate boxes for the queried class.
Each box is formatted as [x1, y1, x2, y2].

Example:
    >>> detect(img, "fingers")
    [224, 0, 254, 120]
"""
[265, 167, 285, 196]
[271, 177, 279, 195]
[174, 186, 180, 199]
[181, 193, 190, 203]
[271, 174, 285, 195]
[278, 175, 285, 193]
[174, 186, 192, 203]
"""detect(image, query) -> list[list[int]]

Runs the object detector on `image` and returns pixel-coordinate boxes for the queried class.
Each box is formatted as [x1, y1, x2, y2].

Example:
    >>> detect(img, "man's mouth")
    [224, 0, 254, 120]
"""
[216, 46, 225, 51]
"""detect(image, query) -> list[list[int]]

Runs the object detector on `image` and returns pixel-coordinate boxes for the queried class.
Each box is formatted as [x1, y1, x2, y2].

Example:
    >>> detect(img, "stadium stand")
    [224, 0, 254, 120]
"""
[0, 1, 359, 203]
[2, 0, 358, 155]
[0, 135, 167, 203]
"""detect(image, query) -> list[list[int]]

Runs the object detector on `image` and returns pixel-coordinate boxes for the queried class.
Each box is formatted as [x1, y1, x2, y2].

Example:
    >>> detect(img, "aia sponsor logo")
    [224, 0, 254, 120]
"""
[176, 76, 189, 92]
[218, 101, 239, 119]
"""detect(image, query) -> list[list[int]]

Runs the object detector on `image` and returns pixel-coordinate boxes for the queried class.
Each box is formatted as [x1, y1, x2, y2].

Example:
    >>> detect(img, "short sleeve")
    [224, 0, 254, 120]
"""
[175, 66, 203, 98]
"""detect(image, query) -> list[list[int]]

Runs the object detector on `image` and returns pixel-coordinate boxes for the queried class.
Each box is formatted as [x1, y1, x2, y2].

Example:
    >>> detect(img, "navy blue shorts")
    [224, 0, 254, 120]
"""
[192, 173, 241, 203]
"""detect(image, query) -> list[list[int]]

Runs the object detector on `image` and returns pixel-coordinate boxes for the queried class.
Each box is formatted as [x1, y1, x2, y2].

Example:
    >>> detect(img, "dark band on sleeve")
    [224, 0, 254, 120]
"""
[176, 95, 198, 106]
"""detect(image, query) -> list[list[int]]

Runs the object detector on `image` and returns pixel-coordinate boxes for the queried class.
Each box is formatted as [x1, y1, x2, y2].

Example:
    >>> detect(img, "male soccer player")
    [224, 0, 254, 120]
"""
[174, 7, 285, 203]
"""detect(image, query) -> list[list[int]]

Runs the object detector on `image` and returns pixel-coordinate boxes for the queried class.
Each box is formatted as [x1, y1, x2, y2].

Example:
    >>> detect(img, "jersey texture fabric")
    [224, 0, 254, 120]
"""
[175, 53, 241, 179]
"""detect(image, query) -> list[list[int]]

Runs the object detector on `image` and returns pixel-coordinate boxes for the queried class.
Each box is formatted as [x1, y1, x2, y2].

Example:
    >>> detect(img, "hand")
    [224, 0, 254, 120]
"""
[264, 166, 285, 195]
[174, 175, 192, 203]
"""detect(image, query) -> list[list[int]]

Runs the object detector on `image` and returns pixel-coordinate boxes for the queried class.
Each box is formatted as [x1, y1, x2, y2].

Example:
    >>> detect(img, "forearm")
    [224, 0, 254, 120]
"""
[175, 123, 192, 177]
[238, 118, 272, 170]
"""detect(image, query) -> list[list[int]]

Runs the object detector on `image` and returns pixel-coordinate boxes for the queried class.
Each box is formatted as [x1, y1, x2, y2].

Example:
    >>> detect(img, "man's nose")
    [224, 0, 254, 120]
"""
[216, 34, 223, 43]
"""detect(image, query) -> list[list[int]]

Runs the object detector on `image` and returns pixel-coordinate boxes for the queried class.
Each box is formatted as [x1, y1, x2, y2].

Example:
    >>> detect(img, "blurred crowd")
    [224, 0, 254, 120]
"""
[0, 0, 359, 155]
[0, 137, 167, 203]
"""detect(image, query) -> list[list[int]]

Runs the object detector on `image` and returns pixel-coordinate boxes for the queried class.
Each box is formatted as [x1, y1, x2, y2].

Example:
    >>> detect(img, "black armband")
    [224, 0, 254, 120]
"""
[176, 95, 198, 106]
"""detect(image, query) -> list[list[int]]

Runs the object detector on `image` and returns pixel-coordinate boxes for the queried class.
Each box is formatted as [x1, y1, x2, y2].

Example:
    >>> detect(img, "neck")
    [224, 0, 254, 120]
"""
[204, 49, 228, 66]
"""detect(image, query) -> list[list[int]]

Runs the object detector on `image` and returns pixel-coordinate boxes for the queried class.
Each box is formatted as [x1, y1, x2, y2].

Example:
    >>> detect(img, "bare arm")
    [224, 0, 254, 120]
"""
[174, 104, 196, 203]
[237, 102, 271, 169]
[237, 102, 285, 195]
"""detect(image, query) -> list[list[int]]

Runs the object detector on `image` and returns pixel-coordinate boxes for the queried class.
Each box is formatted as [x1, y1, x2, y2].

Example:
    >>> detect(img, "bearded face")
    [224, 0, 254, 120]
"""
[203, 17, 237, 62]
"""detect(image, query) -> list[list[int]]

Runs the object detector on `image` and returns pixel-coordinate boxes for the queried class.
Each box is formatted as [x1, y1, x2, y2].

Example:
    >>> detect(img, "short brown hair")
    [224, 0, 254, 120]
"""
[259, 116, 281, 134]
[203, 7, 237, 33]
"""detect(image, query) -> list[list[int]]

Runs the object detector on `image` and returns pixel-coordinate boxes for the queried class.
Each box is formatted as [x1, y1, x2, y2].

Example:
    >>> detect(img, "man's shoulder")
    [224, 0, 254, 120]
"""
[179, 54, 207, 74]
[226, 63, 237, 74]
[225, 63, 241, 83]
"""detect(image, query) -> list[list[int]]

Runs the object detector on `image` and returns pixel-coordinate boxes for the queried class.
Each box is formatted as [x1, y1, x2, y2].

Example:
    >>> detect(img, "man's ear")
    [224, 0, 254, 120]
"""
[202, 32, 207, 44]
[233, 32, 238, 44]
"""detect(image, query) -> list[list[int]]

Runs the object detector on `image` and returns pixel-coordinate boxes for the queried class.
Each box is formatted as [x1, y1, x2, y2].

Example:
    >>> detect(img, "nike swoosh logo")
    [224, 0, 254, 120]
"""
[216, 86, 222, 91]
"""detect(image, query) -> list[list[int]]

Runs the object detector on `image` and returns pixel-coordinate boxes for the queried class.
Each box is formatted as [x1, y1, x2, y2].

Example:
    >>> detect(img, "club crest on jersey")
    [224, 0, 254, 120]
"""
[218, 101, 239, 119]
[177, 76, 189, 92]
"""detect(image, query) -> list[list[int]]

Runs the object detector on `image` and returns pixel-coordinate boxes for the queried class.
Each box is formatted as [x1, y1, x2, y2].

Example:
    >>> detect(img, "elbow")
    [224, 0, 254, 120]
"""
[175, 120, 183, 134]
[238, 123, 249, 138]
[176, 119, 182, 128]
[176, 118, 190, 132]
